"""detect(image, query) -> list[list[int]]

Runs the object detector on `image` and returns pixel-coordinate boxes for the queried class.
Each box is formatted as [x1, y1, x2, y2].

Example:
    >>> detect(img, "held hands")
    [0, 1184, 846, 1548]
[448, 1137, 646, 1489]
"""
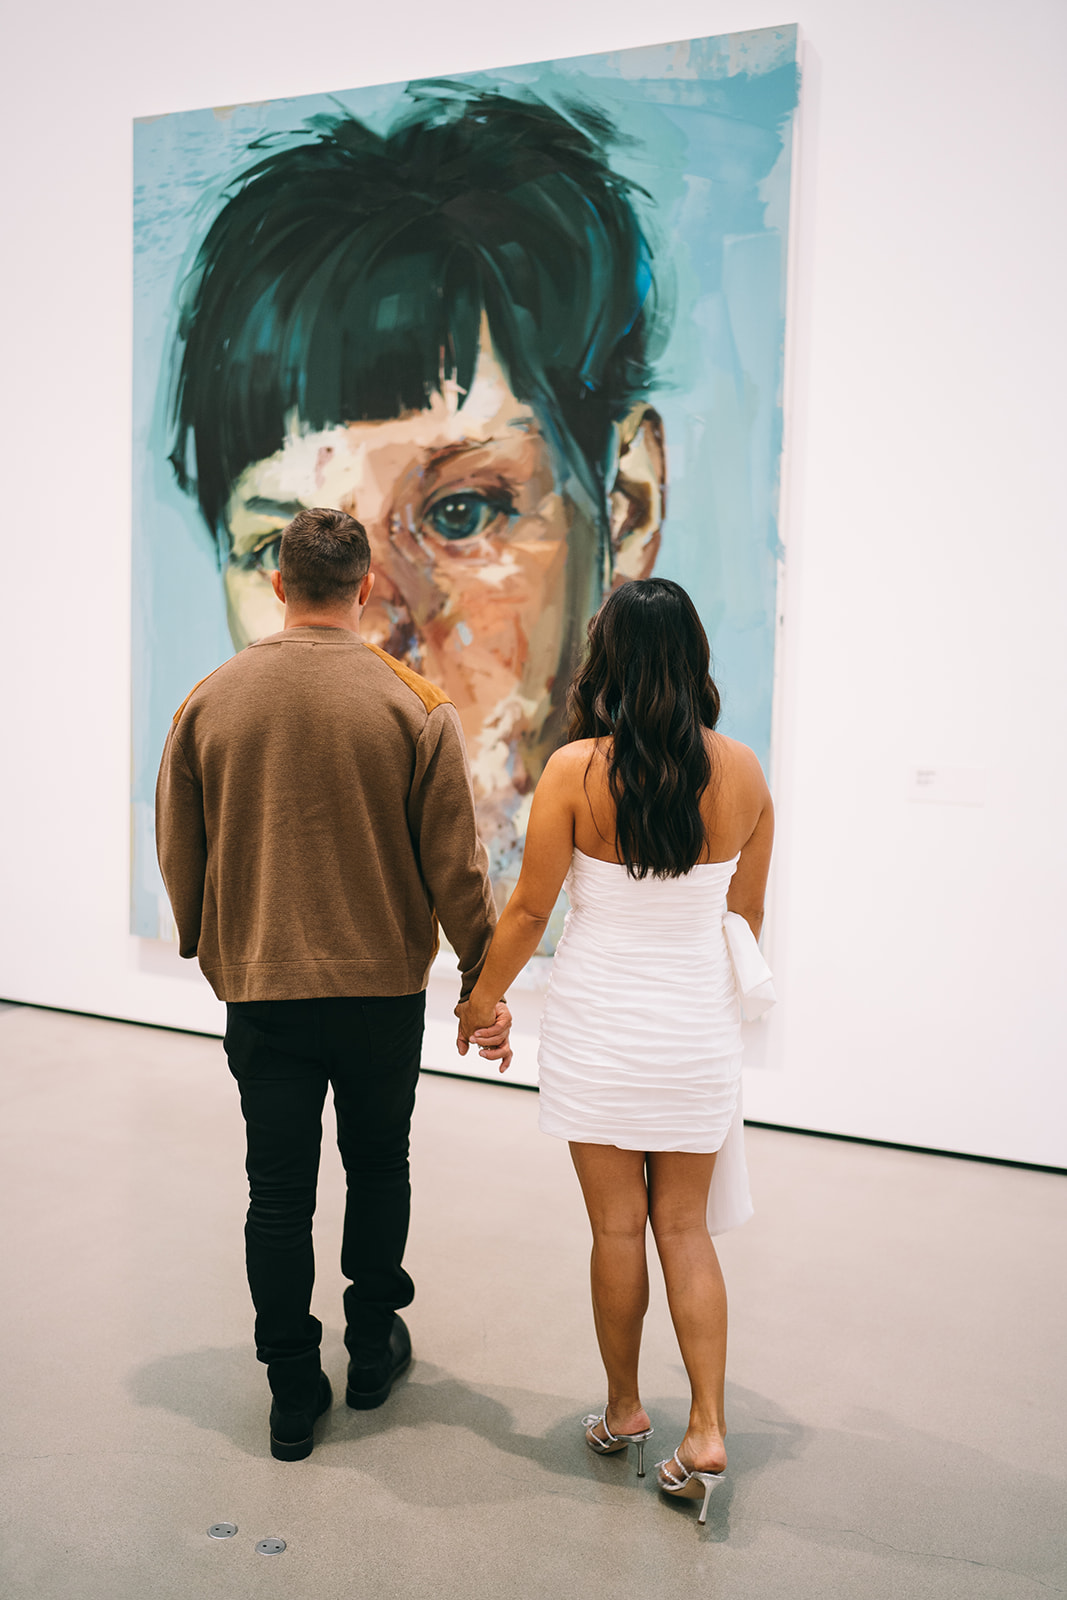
[456, 998, 513, 1075]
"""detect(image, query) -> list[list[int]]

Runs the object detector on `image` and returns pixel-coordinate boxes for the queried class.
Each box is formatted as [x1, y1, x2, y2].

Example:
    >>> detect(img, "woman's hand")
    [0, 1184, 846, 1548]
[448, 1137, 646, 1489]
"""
[456, 999, 514, 1074]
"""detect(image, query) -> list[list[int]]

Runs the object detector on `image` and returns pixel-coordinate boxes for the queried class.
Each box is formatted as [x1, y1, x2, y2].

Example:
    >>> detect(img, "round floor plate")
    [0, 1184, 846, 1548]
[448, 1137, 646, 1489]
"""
[255, 1538, 287, 1555]
[207, 1523, 237, 1539]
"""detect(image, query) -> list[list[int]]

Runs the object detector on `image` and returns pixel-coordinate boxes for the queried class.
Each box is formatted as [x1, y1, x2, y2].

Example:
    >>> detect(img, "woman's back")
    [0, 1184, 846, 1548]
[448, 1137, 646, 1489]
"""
[559, 731, 772, 935]
[569, 730, 762, 859]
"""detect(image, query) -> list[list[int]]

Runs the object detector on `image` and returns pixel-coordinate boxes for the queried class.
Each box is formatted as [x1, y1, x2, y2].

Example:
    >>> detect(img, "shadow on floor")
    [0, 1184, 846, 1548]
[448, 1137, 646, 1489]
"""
[126, 1345, 1067, 1583]
[128, 1341, 816, 1540]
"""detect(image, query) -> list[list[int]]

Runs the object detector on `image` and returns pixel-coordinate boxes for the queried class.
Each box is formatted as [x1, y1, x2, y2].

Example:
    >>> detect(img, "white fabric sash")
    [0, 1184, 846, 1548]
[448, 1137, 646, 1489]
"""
[705, 916, 776, 1234]
[723, 911, 777, 1021]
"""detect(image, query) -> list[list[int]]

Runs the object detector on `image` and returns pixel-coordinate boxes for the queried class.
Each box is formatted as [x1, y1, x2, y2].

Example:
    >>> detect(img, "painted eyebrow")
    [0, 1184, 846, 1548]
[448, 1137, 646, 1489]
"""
[241, 497, 305, 518]
[425, 428, 534, 471]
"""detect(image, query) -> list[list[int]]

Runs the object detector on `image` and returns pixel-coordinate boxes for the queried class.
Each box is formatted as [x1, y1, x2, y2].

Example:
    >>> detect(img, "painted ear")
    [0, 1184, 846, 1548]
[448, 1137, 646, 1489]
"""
[609, 405, 666, 584]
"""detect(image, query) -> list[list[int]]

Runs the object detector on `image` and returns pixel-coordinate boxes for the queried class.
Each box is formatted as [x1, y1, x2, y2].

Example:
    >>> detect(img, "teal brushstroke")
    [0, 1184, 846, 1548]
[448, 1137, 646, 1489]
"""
[131, 26, 799, 937]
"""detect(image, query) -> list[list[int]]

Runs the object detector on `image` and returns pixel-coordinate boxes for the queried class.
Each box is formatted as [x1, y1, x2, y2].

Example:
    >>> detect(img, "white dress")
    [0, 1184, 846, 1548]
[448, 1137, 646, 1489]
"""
[537, 848, 756, 1235]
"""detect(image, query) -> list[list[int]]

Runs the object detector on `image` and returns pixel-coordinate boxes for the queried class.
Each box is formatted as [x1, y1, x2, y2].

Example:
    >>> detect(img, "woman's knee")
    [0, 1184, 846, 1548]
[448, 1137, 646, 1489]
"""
[646, 1151, 715, 1243]
[571, 1143, 649, 1240]
[648, 1196, 709, 1246]
[591, 1203, 649, 1245]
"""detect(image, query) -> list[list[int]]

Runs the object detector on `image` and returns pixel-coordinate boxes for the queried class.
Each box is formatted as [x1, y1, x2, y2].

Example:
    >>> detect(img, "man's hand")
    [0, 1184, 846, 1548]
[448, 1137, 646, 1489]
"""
[456, 999, 513, 1075]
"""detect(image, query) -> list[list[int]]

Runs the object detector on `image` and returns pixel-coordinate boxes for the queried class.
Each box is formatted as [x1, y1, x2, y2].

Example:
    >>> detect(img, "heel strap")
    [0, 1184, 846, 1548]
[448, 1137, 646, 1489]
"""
[658, 1451, 689, 1486]
[582, 1413, 654, 1446]
[581, 1412, 618, 1445]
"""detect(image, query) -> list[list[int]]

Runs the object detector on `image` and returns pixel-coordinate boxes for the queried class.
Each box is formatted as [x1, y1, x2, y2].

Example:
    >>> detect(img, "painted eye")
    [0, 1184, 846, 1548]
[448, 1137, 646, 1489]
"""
[425, 493, 510, 541]
[252, 536, 281, 573]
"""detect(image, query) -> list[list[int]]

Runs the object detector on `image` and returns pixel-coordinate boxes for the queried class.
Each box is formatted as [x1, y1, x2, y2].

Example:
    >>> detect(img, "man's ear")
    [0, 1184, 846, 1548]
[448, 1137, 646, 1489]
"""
[270, 570, 286, 604]
[609, 405, 666, 584]
[358, 570, 375, 607]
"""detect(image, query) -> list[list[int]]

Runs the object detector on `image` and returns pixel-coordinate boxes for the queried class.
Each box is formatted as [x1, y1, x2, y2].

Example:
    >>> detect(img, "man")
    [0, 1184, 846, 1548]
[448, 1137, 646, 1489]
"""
[156, 506, 510, 1460]
[167, 88, 667, 913]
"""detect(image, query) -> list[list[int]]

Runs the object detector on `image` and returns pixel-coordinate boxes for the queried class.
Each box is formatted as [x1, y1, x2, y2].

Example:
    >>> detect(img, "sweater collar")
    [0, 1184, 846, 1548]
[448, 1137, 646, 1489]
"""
[251, 626, 363, 645]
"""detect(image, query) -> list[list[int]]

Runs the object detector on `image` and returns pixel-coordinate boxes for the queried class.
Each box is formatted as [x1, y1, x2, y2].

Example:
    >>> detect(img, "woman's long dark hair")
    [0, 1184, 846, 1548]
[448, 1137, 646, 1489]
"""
[567, 579, 721, 879]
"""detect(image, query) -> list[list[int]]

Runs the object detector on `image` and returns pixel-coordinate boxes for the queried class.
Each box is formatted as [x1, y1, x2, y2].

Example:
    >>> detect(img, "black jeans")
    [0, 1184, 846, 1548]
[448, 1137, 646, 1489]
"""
[223, 993, 425, 1407]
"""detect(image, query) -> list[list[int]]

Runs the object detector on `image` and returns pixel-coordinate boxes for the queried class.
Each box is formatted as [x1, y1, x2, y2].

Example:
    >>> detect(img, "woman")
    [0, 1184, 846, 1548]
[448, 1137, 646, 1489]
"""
[457, 579, 774, 1522]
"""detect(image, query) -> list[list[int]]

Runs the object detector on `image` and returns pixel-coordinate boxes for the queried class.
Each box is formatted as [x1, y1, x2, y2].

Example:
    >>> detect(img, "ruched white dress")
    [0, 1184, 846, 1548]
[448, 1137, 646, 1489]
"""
[537, 848, 756, 1235]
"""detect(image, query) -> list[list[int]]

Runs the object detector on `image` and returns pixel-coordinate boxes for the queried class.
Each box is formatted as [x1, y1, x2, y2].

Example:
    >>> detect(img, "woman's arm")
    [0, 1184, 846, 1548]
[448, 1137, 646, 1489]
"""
[726, 749, 774, 939]
[456, 746, 580, 1063]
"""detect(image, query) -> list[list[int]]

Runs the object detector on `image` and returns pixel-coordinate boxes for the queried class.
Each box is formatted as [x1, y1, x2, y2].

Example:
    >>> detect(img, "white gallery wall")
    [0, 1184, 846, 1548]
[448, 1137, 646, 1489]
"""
[1, 0, 1064, 1165]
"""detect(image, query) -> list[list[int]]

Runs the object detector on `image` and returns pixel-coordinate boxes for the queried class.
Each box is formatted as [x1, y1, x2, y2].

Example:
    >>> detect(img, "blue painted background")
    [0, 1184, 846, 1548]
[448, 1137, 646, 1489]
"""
[132, 26, 799, 937]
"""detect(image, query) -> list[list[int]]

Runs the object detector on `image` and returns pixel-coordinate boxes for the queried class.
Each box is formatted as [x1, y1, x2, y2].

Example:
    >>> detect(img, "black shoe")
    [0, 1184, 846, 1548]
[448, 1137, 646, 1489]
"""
[269, 1372, 333, 1461]
[345, 1315, 412, 1410]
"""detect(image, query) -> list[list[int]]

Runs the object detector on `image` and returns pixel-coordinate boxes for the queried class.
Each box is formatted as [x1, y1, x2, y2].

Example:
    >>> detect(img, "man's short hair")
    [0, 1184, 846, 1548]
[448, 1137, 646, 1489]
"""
[279, 508, 370, 607]
[168, 87, 662, 560]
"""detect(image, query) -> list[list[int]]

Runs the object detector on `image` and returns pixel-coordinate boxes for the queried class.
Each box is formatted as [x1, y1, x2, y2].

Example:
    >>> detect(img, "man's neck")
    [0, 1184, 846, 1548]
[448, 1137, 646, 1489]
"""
[283, 609, 361, 633]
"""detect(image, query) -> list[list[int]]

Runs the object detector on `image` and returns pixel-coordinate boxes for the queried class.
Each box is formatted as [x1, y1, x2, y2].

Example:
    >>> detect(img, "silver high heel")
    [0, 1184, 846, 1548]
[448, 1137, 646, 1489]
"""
[655, 1451, 724, 1523]
[581, 1412, 654, 1477]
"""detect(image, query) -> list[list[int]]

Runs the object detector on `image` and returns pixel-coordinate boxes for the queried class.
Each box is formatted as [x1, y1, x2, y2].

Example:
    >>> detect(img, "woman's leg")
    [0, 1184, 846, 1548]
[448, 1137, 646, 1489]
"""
[647, 1150, 728, 1473]
[566, 1139, 652, 1440]
[569, 1142, 651, 1437]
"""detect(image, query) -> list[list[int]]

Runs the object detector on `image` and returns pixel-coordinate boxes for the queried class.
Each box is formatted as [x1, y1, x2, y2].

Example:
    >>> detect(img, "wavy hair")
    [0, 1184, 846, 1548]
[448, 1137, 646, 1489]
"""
[567, 579, 721, 878]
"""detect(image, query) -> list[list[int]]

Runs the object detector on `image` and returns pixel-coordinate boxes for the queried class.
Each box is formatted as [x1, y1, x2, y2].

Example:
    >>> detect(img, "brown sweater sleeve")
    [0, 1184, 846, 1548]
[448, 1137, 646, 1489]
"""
[408, 702, 497, 1000]
[155, 722, 207, 958]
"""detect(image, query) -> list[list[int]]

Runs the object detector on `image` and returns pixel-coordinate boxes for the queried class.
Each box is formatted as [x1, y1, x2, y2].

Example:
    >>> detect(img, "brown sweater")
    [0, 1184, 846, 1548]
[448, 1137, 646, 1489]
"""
[155, 626, 496, 1002]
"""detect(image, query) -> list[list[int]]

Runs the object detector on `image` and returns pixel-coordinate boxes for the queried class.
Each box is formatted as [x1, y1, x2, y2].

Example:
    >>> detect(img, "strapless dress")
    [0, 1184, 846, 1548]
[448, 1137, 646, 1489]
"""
[537, 848, 756, 1233]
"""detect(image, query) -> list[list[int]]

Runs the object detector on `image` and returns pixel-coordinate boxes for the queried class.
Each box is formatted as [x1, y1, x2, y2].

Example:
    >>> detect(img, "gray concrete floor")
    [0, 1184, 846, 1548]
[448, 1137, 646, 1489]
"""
[0, 1003, 1064, 1600]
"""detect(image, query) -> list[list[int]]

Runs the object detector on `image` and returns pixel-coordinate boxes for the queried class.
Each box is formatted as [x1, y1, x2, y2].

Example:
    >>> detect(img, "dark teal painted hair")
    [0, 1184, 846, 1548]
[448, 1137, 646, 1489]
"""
[168, 85, 662, 559]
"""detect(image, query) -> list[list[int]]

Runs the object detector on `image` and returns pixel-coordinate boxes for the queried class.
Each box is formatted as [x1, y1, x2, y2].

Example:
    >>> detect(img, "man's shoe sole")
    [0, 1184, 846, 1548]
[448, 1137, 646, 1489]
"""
[270, 1375, 332, 1460]
[270, 1429, 315, 1462]
[345, 1355, 411, 1410]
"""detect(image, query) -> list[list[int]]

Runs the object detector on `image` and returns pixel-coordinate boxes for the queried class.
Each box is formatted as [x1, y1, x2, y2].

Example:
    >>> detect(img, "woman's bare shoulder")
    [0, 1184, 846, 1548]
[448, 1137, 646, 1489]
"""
[709, 733, 770, 794]
[546, 737, 604, 771]
[541, 738, 602, 789]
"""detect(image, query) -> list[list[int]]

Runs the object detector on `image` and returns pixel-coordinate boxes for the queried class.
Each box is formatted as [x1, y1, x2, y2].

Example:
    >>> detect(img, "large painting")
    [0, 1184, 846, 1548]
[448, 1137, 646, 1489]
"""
[132, 27, 800, 941]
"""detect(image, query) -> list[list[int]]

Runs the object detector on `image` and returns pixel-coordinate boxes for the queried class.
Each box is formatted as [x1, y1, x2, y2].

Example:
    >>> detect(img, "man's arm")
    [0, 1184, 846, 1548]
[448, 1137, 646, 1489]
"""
[407, 703, 497, 1001]
[155, 722, 208, 957]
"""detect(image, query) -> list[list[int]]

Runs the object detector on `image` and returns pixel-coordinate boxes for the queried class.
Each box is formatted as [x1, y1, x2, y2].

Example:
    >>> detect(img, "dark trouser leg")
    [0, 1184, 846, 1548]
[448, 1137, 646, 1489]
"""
[321, 993, 425, 1361]
[224, 1000, 327, 1410]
